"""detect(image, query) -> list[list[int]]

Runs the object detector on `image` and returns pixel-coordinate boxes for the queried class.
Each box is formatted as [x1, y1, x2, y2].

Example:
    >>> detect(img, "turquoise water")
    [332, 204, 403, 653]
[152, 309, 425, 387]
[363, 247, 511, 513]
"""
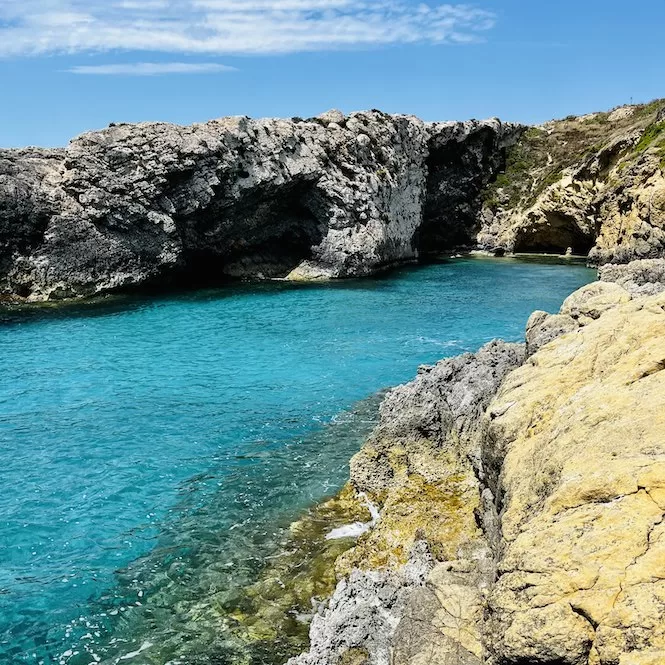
[0, 257, 594, 664]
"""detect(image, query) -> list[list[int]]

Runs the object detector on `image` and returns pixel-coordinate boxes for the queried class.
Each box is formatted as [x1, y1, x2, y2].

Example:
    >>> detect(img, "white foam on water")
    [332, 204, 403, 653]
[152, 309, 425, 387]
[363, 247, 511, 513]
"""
[325, 493, 380, 541]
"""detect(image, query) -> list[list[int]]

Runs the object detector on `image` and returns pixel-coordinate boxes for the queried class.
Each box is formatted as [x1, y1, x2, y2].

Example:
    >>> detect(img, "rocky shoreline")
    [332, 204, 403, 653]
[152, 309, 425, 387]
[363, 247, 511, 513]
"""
[2, 99, 664, 303]
[285, 258, 665, 665]
[3, 101, 665, 664]
[0, 112, 521, 302]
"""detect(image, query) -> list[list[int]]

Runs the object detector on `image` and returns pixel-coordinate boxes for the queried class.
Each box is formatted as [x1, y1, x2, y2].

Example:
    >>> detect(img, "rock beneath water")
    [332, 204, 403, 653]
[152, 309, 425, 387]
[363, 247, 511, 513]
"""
[0, 112, 521, 301]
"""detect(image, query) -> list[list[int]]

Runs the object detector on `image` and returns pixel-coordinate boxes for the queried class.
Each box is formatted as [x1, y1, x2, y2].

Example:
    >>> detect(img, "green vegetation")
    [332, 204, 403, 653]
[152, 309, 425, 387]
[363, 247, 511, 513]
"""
[635, 99, 665, 118]
[658, 146, 665, 171]
[583, 112, 609, 125]
[635, 121, 665, 154]
[481, 98, 665, 216]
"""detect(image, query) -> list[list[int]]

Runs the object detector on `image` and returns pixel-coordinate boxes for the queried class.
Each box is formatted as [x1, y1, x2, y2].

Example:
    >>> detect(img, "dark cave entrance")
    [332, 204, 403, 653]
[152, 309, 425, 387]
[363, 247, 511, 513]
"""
[172, 178, 327, 286]
[512, 211, 595, 255]
[417, 129, 505, 256]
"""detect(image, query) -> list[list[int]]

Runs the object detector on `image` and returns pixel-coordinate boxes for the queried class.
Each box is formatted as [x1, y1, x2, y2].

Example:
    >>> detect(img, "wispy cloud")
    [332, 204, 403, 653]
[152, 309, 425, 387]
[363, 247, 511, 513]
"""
[0, 1, 496, 58]
[67, 62, 236, 75]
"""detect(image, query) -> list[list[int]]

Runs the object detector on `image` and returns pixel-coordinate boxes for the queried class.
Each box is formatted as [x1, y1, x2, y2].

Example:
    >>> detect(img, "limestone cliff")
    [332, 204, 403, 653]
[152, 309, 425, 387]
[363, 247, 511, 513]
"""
[478, 100, 665, 264]
[0, 112, 520, 301]
[4, 100, 665, 303]
[291, 260, 665, 665]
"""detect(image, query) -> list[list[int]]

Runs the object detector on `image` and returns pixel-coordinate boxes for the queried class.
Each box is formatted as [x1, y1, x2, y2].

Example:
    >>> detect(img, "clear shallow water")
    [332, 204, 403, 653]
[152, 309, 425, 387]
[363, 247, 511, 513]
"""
[0, 257, 594, 664]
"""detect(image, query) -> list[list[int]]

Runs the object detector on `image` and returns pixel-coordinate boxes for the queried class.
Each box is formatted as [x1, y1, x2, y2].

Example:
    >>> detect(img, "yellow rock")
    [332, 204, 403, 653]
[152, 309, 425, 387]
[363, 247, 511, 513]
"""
[488, 292, 665, 663]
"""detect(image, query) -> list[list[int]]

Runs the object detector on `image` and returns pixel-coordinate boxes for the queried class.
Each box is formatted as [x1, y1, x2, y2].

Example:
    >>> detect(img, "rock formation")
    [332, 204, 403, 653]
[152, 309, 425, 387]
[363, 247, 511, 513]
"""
[478, 100, 665, 264]
[599, 257, 665, 296]
[291, 260, 665, 665]
[0, 112, 520, 301]
[291, 341, 526, 665]
[3, 100, 665, 303]
[486, 285, 665, 665]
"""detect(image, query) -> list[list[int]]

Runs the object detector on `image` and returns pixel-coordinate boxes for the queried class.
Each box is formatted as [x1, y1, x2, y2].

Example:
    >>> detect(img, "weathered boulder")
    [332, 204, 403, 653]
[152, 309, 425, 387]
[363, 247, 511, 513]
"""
[599, 258, 665, 296]
[525, 281, 632, 355]
[290, 542, 435, 665]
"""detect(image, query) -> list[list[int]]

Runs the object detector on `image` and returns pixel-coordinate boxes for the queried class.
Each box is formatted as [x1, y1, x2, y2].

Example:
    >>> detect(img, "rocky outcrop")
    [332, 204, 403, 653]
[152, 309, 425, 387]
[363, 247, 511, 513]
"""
[478, 100, 665, 264]
[4, 100, 665, 302]
[0, 112, 520, 301]
[291, 341, 526, 665]
[487, 289, 665, 665]
[524, 280, 632, 355]
[292, 261, 665, 665]
[599, 257, 665, 296]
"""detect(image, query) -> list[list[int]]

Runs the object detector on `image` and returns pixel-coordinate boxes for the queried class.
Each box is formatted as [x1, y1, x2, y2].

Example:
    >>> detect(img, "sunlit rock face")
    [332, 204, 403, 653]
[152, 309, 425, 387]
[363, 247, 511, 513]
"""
[291, 262, 665, 665]
[487, 287, 665, 665]
[477, 101, 665, 263]
[0, 111, 521, 301]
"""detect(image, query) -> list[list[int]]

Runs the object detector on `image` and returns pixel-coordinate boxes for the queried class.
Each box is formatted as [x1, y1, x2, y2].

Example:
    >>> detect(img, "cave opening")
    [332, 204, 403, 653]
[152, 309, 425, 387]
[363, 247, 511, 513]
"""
[172, 179, 327, 287]
[418, 129, 504, 256]
[512, 212, 595, 256]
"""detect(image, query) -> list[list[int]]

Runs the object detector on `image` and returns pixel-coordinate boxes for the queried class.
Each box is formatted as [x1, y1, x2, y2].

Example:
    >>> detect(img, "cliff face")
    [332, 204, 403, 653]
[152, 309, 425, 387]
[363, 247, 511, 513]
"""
[292, 260, 665, 665]
[3, 101, 665, 302]
[0, 112, 520, 301]
[478, 101, 665, 264]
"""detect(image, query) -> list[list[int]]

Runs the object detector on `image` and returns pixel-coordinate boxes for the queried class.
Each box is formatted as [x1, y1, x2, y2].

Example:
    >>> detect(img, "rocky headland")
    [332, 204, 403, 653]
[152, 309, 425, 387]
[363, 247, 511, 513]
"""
[287, 258, 665, 665]
[0, 112, 520, 301]
[2, 99, 664, 303]
[3, 102, 665, 665]
[478, 101, 665, 264]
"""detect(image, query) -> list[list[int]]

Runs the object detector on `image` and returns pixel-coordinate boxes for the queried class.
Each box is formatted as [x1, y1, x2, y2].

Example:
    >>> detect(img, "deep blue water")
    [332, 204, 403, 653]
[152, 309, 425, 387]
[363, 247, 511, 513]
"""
[0, 257, 594, 664]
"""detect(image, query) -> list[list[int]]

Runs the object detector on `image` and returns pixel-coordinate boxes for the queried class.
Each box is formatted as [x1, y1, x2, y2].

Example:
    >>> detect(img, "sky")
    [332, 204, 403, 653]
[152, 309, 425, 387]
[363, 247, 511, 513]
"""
[0, 0, 663, 148]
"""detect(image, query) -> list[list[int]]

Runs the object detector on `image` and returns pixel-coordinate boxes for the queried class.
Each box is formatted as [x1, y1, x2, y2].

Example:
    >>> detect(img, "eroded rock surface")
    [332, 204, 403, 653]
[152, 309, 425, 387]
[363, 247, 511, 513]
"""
[525, 280, 632, 355]
[478, 100, 665, 264]
[291, 341, 525, 665]
[599, 258, 665, 296]
[293, 261, 665, 665]
[488, 291, 665, 665]
[0, 112, 520, 301]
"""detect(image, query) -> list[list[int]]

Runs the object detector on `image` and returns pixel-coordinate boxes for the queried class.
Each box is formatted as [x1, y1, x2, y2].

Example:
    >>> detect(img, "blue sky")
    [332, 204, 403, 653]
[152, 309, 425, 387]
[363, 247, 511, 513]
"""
[1, 0, 663, 148]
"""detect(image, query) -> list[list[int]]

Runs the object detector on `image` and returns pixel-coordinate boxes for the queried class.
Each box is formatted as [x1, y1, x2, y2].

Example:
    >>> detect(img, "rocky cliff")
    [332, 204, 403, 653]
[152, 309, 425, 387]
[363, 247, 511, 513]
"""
[478, 100, 665, 264]
[0, 112, 520, 301]
[3, 100, 665, 303]
[291, 259, 665, 665]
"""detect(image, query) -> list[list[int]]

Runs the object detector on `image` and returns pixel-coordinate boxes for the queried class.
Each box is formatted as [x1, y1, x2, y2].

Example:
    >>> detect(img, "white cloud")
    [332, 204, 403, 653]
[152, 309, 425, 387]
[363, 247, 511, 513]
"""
[0, 1, 495, 58]
[67, 62, 237, 75]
